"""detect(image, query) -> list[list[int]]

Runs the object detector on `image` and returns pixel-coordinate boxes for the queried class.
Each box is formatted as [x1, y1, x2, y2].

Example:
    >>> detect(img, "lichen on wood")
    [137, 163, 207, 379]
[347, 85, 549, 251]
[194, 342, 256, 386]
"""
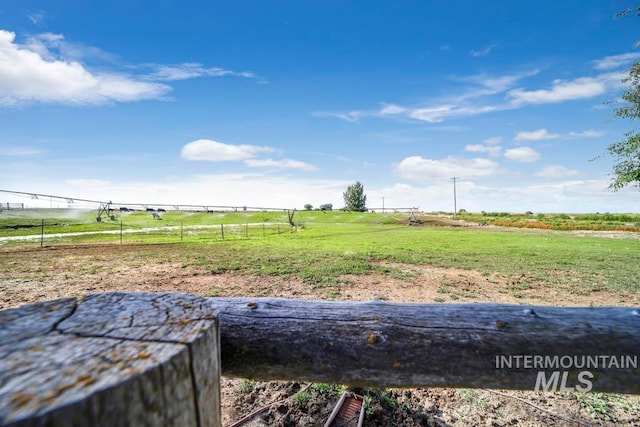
[0, 292, 220, 427]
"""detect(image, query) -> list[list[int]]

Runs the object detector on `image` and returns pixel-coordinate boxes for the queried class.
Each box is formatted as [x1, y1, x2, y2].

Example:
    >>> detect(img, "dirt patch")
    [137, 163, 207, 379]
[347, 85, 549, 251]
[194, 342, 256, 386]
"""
[1, 244, 639, 426]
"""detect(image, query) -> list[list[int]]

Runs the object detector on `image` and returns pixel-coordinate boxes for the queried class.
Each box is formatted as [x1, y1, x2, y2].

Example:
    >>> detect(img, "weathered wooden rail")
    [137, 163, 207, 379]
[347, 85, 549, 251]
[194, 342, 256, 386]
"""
[1, 292, 639, 426]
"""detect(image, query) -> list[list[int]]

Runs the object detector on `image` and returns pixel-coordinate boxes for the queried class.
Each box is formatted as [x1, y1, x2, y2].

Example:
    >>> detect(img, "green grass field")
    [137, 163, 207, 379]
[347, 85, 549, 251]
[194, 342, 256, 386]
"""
[457, 211, 640, 231]
[0, 208, 400, 237]
[1, 209, 639, 294]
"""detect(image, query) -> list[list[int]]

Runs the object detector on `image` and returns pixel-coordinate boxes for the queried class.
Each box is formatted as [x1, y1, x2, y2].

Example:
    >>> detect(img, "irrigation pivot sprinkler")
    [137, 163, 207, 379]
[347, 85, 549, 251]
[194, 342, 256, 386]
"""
[96, 201, 115, 222]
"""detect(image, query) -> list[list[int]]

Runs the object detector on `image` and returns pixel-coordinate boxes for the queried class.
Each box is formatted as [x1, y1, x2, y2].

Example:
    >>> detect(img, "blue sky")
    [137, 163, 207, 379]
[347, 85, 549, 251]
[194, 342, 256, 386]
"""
[1, 1, 639, 212]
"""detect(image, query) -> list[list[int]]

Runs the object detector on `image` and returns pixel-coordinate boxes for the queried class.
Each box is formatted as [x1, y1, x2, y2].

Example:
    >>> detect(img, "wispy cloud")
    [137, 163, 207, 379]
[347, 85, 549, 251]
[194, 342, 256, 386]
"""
[395, 156, 500, 181]
[514, 128, 603, 141]
[535, 165, 579, 178]
[593, 52, 640, 70]
[453, 70, 540, 101]
[312, 110, 364, 123]
[0, 146, 44, 156]
[244, 158, 318, 171]
[514, 129, 560, 141]
[470, 44, 497, 57]
[146, 63, 262, 82]
[26, 10, 46, 26]
[181, 139, 273, 161]
[483, 137, 502, 145]
[181, 139, 316, 171]
[320, 69, 539, 124]
[405, 104, 503, 123]
[507, 73, 622, 105]
[319, 64, 623, 125]
[504, 146, 540, 163]
[465, 144, 502, 157]
[567, 130, 603, 138]
[379, 103, 407, 115]
[25, 32, 118, 63]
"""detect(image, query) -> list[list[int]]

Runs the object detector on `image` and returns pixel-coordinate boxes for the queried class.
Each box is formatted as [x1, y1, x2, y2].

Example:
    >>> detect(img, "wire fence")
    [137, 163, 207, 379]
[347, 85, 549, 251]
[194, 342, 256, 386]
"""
[0, 203, 25, 210]
[0, 219, 297, 248]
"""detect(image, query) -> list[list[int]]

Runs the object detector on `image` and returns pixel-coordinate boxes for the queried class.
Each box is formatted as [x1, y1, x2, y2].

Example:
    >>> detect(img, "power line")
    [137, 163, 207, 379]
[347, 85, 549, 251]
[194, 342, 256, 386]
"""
[450, 177, 459, 219]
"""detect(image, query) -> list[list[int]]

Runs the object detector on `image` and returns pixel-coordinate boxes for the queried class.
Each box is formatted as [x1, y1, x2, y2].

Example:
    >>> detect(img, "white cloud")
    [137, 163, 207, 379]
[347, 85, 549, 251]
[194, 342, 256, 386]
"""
[181, 139, 274, 161]
[470, 44, 497, 57]
[396, 70, 539, 123]
[319, 67, 622, 126]
[514, 128, 604, 141]
[535, 165, 579, 178]
[395, 156, 500, 181]
[0, 30, 260, 107]
[312, 110, 364, 123]
[471, 69, 537, 89]
[244, 158, 318, 171]
[593, 52, 640, 70]
[25, 32, 117, 63]
[567, 130, 604, 138]
[450, 69, 540, 102]
[0, 146, 44, 156]
[180, 139, 314, 170]
[318, 69, 538, 124]
[407, 104, 502, 123]
[378, 103, 406, 115]
[514, 129, 560, 141]
[146, 63, 259, 81]
[503, 146, 540, 163]
[464, 144, 502, 157]
[406, 105, 455, 123]
[27, 11, 46, 25]
[507, 73, 622, 105]
[0, 30, 170, 105]
[483, 137, 502, 145]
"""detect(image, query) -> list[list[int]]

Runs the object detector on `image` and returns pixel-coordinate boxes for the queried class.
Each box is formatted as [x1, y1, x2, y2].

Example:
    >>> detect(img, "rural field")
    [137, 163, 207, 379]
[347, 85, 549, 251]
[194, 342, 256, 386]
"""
[1, 208, 640, 426]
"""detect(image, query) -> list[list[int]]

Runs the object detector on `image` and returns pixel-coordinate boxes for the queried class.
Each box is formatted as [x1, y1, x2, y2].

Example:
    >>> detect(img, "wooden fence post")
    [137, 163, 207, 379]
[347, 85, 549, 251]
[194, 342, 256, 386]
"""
[0, 292, 221, 427]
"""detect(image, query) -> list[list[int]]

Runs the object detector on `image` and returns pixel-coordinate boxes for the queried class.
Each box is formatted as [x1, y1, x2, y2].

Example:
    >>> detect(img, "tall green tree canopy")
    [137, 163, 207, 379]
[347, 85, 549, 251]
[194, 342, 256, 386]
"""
[607, 62, 640, 190]
[343, 181, 367, 212]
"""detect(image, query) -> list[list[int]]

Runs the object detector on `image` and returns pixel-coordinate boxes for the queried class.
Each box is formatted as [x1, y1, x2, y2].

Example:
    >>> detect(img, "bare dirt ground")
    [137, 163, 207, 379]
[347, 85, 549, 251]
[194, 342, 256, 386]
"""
[1, 243, 639, 426]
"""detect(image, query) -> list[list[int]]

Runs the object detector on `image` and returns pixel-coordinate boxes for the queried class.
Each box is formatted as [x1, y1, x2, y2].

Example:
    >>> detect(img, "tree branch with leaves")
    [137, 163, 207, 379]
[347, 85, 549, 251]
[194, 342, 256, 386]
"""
[607, 63, 640, 190]
[604, 6, 640, 190]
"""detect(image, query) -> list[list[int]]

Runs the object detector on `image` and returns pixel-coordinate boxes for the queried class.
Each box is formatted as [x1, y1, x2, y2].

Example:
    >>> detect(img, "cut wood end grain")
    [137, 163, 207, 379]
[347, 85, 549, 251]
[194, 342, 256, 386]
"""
[0, 292, 221, 427]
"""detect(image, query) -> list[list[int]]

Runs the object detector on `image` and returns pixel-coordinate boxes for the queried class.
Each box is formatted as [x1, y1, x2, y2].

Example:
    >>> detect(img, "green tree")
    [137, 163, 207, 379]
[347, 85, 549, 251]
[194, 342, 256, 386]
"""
[606, 62, 640, 190]
[343, 181, 367, 212]
[604, 6, 640, 190]
[304, 203, 313, 211]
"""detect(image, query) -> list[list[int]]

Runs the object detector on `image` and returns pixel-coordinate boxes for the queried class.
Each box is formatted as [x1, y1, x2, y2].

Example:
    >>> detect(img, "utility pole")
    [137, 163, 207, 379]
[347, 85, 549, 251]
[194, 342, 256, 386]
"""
[450, 177, 459, 219]
[382, 197, 385, 214]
